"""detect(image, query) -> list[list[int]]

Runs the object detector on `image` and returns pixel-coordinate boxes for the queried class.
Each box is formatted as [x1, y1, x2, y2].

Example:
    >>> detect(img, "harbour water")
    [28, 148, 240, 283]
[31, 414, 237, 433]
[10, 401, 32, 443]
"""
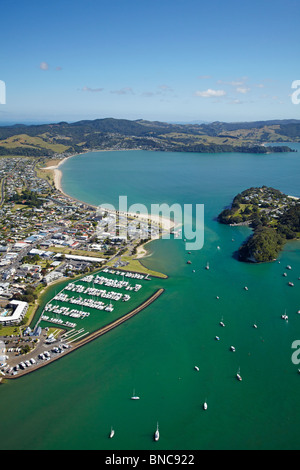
[1, 146, 300, 450]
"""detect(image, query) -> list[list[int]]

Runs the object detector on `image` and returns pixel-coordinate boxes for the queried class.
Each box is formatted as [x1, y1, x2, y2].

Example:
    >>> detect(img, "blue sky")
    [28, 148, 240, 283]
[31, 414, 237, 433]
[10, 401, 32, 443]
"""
[1, 0, 300, 124]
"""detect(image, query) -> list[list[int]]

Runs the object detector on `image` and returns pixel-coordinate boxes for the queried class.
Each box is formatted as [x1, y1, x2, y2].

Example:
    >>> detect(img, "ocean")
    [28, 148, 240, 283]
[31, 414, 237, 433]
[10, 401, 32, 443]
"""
[0, 145, 300, 450]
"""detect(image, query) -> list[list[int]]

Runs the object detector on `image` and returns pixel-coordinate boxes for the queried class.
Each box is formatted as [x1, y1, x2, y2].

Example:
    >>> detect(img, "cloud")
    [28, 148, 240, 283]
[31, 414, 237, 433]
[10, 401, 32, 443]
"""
[110, 87, 135, 95]
[82, 86, 104, 93]
[40, 62, 49, 71]
[236, 86, 251, 94]
[195, 89, 227, 98]
[55, 66, 62, 71]
[229, 99, 243, 105]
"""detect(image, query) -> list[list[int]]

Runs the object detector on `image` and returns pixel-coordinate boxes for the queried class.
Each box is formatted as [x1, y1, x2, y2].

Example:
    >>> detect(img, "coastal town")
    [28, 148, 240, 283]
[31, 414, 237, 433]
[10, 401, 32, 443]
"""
[0, 154, 168, 380]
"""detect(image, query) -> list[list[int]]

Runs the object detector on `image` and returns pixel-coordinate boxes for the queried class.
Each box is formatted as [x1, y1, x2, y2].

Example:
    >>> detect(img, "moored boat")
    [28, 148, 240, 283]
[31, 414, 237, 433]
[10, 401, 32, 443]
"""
[154, 422, 159, 441]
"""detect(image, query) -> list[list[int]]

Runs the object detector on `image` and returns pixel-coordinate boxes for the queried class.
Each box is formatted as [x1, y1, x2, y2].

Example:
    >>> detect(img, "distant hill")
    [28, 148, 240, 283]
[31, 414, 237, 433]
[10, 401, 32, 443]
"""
[0, 117, 298, 157]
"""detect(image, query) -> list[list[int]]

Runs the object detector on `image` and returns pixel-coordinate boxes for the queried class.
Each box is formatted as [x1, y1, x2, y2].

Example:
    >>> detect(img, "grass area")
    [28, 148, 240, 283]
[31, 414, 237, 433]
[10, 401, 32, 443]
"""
[106, 254, 167, 279]
[48, 246, 106, 258]
[0, 134, 70, 153]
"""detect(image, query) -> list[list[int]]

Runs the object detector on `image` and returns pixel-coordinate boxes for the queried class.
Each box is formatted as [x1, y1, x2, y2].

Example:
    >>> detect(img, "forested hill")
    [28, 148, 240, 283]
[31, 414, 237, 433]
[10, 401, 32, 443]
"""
[0, 117, 299, 157]
[218, 186, 300, 263]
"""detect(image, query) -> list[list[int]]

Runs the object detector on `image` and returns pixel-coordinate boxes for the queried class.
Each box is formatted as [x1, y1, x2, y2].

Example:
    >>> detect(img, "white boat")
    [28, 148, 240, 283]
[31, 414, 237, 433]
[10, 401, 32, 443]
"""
[253, 324, 258, 329]
[154, 422, 159, 441]
[109, 427, 115, 438]
[131, 389, 140, 400]
[287, 265, 292, 270]
[220, 317, 225, 327]
[194, 366, 199, 371]
[230, 346, 236, 352]
[203, 401, 208, 410]
[236, 368, 242, 381]
[205, 262, 210, 270]
[244, 286, 248, 291]
[281, 309, 288, 320]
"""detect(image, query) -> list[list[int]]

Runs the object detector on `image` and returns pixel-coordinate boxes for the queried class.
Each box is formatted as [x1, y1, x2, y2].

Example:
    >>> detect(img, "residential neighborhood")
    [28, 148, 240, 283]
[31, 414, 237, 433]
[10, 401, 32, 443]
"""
[0, 155, 162, 345]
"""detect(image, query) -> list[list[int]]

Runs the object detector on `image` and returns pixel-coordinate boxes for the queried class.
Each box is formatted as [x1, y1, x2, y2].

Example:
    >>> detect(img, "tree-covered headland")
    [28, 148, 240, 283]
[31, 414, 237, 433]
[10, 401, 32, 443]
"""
[218, 186, 300, 262]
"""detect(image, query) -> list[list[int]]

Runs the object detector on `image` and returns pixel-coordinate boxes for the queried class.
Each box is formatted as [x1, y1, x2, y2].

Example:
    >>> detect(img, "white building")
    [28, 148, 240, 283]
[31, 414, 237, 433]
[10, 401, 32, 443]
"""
[0, 300, 29, 326]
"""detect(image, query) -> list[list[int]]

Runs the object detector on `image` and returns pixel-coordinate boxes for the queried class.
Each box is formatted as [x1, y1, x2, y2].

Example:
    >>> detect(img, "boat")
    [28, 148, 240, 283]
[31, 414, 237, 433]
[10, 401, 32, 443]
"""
[253, 323, 258, 329]
[287, 265, 292, 270]
[109, 427, 115, 438]
[194, 366, 199, 371]
[131, 389, 140, 400]
[244, 286, 248, 291]
[205, 262, 209, 270]
[215, 336, 220, 341]
[230, 346, 236, 352]
[220, 317, 225, 327]
[154, 422, 159, 441]
[288, 282, 294, 287]
[281, 309, 288, 320]
[203, 401, 208, 410]
[236, 368, 242, 381]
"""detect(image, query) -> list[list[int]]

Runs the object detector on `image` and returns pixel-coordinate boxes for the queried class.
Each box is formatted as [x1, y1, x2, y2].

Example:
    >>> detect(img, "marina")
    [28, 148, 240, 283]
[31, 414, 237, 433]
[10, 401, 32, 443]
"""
[38, 268, 155, 335]
[1, 148, 300, 450]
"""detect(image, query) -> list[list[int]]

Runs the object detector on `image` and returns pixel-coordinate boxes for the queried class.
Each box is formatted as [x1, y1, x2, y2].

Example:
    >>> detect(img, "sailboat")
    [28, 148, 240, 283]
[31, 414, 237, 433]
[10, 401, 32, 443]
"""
[205, 262, 210, 270]
[131, 389, 140, 400]
[154, 422, 160, 441]
[109, 426, 115, 438]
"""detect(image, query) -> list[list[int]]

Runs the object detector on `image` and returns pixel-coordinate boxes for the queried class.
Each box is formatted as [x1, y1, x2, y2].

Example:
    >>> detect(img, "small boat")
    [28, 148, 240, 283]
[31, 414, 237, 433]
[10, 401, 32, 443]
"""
[215, 336, 220, 341]
[154, 422, 159, 441]
[109, 427, 115, 438]
[203, 401, 208, 410]
[220, 317, 225, 327]
[244, 286, 248, 291]
[131, 389, 140, 400]
[283, 273, 287, 277]
[281, 309, 288, 320]
[194, 366, 199, 371]
[253, 324, 258, 329]
[236, 368, 242, 381]
[288, 282, 294, 287]
[187, 260, 192, 265]
[287, 265, 292, 270]
[230, 346, 236, 352]
[205, 262, 210, 270]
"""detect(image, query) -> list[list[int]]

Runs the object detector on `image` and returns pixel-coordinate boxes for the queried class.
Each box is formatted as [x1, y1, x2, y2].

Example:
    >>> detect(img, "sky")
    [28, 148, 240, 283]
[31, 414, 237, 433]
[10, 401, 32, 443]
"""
[1, 0, 300, 124]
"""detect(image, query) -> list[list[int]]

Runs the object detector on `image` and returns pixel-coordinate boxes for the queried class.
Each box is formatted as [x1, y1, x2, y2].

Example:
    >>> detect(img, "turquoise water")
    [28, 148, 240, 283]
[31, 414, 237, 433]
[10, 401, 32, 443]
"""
[1, 146, 300, 450]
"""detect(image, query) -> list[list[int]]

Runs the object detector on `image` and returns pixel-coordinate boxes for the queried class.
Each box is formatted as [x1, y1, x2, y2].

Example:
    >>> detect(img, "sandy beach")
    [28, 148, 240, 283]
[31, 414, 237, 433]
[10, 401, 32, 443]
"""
[42, 153, 177, 237]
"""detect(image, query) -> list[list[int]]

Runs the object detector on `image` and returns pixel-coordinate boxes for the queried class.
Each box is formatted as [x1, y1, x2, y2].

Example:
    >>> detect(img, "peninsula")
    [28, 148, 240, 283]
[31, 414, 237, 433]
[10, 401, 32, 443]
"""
[218, 186, 300, 262]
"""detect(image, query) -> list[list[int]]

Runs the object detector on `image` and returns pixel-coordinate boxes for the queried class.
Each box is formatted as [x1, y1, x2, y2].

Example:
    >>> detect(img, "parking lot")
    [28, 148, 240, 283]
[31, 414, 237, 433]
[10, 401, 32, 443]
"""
[0, 329, 71, 377]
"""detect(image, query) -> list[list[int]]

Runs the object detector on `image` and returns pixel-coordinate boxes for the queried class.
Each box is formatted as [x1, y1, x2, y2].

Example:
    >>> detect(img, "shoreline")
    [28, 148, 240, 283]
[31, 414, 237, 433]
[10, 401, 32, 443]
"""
[43, 151, 177, 236]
